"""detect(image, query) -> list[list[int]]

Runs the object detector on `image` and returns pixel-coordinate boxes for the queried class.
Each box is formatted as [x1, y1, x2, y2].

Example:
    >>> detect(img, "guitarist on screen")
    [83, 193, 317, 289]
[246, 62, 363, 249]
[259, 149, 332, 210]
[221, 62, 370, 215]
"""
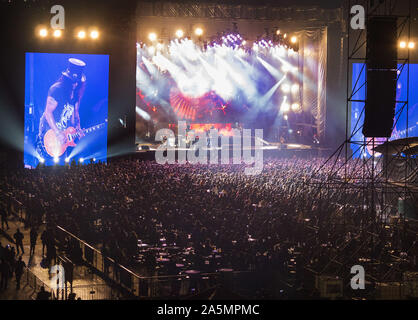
[36, 58, 87, 160]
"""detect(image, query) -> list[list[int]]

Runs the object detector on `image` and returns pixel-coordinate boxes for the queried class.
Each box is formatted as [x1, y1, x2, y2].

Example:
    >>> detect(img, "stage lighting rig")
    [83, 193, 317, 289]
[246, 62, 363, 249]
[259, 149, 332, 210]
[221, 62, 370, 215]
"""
[281, 83, 291, 93]
[77, 30, 86, 39]
[39, 28, 48, 37]
[281, 101, 290, 113]
[90, 30, 99, 40]
[291, 103, 301, 112]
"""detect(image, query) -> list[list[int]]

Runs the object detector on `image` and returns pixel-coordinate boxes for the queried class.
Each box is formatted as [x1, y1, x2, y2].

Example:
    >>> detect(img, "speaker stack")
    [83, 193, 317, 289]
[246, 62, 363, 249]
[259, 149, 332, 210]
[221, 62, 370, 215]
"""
[363, 16, 398, 138]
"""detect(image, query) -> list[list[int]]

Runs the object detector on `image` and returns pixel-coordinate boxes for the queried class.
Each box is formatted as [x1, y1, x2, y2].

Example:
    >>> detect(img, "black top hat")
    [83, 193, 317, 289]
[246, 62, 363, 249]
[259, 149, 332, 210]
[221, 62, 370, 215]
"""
[62, 58, 86, 83]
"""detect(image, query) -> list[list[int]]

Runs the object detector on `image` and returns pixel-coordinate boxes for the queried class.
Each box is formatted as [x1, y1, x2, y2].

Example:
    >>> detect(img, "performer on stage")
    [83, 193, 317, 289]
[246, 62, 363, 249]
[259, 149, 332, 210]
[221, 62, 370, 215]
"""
[36, 58, 86, 159]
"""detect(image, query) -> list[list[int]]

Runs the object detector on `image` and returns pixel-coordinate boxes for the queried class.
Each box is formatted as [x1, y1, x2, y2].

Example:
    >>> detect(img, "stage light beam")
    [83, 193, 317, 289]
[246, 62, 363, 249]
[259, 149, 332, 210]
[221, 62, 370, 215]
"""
[281, 102, 290, 113]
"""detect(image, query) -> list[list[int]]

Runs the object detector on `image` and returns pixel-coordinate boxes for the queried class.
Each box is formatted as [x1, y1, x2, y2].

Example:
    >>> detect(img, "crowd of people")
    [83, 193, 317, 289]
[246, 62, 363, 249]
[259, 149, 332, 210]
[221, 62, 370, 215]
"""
[0, 156, 417, 298]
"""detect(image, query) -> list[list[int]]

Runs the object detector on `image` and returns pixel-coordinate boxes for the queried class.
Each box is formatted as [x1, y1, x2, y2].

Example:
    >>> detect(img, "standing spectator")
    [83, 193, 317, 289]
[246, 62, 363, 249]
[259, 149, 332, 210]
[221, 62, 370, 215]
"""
[0, 203, 9, 230]
[46, 241, 57, 266]
[14, 256, 26, 290]
[30, 227, 38, 256]
[36, 286, 51, 300]
[0, 258, 11, 290]
[13, 229, 24, 255]
[41, 229, 48, 256]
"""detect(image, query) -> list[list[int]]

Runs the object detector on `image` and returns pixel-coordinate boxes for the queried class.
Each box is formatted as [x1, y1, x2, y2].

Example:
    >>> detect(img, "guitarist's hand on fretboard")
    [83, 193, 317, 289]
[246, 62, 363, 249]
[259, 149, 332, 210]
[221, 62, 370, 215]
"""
[76, 126, 85, 138]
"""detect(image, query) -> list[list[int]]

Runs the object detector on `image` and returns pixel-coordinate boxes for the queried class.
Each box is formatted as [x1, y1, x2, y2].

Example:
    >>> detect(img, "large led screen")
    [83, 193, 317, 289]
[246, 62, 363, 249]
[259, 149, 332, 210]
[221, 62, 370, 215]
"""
[135, 38, 318, 144]
[24, 53, 109, 168]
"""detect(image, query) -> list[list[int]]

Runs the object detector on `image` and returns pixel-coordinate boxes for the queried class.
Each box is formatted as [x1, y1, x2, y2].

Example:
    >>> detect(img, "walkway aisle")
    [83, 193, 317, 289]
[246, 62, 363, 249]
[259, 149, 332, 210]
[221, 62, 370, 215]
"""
[0, 215, 113, 300]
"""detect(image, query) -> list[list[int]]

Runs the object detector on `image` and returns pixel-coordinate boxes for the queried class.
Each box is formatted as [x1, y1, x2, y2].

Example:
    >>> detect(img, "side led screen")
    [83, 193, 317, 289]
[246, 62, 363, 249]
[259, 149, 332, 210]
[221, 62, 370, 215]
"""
[24, 53, 109, 167]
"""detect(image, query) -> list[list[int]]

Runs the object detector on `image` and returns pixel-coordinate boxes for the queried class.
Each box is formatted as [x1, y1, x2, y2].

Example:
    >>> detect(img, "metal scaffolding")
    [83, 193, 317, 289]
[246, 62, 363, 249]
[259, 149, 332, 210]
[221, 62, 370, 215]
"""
[305, 0, 417, 298]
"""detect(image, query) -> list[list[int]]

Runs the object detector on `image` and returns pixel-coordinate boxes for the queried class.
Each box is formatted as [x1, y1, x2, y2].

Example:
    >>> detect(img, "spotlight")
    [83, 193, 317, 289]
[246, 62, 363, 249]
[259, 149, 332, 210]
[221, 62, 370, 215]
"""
[399, 41, 407, 48]
[65, 157, 70, 163]
[90, 30, 99, 39]
[291, 84, 299, 94]
[291, 36, 297, 44]
[79, 158, 84, 164]
[77, 30, 86, 39]
[93, 158, 96, 162]
[39, 28, 48, 37]
[281, 84, 290, 93]
[284, 114, 288, 121]
[194, 28, 203, 36]
[53, 157, 59, 163]
[175, 29, 184, 38]
[39, 158, 45, 164]
[276, 30, 281, 35]
[281, 102, 290, 113]
[148, 32, 157, 41]
[53, 29, 62, 38]
[291, 103, 301, 111]
[408, 42, 415, 49]
[283, 33, 287, 39]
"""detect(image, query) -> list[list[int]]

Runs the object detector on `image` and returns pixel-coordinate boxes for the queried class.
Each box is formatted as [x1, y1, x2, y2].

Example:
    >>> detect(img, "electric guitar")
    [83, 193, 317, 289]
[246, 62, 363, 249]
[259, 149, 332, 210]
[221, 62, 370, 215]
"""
[43, 120, 107, 157]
